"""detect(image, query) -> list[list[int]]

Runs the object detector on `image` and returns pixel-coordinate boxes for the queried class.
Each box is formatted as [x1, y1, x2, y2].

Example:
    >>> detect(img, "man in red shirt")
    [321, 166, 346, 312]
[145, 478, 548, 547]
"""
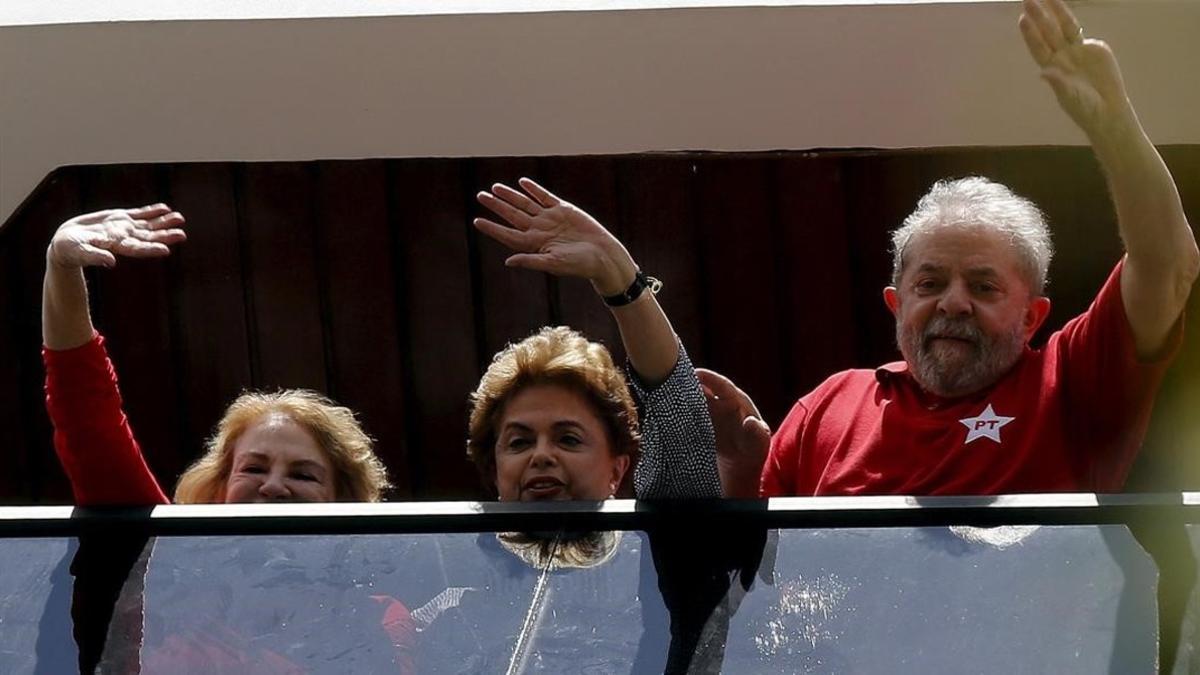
[702, 0, 1198, 497]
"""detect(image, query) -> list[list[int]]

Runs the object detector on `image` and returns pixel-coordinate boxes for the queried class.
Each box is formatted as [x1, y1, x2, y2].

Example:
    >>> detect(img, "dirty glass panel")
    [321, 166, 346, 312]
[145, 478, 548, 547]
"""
[91, 526, 1160, 673]
[0, 526, 1164, 674]
[721, 525, 1157, 673]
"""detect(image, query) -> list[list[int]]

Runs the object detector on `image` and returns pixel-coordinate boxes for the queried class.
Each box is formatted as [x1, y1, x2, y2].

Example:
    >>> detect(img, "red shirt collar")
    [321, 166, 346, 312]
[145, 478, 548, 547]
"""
[874, 360, 909, 384]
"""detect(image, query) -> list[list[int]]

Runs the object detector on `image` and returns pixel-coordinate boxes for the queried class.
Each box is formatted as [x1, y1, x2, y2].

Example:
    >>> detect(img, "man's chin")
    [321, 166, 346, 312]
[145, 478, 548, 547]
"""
[912, 360, 986, 398]
[924, 338, 978, 359]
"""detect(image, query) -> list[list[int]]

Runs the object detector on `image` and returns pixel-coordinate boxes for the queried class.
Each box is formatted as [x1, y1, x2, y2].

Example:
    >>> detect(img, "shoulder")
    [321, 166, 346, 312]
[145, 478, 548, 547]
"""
[803, 367, 882, 404]
[776, 367, 878, 433]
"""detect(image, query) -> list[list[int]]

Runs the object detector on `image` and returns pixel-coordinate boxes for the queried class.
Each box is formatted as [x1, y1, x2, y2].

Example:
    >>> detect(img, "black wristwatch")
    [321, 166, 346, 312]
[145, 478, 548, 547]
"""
[602, 270, 662, 307]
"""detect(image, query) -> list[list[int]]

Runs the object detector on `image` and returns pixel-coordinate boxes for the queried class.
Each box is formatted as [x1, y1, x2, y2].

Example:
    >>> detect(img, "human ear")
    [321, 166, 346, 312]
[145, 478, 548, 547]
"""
[883, 287, 900, 316]
[1024, 296, 1052, 340]
[610, 455, 631, 495]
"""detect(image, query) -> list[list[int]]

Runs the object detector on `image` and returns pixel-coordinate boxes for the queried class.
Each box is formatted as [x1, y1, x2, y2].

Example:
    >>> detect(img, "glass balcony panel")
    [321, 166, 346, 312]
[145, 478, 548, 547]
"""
[73, 526, 1159, 673]
[0, 515, 1184, 674]
[0, 539, 77, 674]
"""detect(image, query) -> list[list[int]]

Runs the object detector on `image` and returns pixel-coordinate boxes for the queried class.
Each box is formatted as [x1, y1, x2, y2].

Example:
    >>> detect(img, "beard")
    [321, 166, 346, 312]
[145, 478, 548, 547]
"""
[897, 314, 1026, 398]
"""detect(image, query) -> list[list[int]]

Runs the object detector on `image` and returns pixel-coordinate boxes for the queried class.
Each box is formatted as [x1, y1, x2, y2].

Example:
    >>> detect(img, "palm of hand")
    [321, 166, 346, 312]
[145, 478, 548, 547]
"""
[521, 203, 610, 279]
[51, 220, 123, 267]
[49, 206, 185, 269]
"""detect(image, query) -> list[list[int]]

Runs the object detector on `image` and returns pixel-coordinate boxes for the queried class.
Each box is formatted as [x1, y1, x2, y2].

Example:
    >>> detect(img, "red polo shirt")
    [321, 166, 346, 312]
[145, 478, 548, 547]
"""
[762, 261, 1180, 496]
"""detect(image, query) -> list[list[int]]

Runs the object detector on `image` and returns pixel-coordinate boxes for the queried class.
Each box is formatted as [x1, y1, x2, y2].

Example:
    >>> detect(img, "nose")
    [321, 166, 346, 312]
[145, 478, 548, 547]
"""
[936, 280, 973, 317]
[528, 438, 559, 469]
[258, 472, 291, 501]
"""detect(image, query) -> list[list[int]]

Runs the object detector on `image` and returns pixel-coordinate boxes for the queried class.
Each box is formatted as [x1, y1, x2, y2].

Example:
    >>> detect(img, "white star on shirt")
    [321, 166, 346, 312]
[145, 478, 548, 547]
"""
[959, 404, 1016, 444]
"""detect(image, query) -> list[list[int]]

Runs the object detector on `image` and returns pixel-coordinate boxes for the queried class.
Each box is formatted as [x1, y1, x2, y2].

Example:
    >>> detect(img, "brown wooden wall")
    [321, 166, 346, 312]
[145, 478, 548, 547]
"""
[2, 148, 1198, 503]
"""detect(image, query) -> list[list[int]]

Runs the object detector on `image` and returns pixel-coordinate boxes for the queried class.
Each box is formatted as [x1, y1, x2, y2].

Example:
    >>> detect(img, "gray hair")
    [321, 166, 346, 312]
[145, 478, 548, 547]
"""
[890, 177, 1053, 295]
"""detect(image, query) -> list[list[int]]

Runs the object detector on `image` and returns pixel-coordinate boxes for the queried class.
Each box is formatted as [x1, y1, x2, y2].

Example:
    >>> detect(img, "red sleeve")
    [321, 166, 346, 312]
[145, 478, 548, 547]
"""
[371, 595, 417, 675]
[1053, 258, 1183, 491]
[760, 399, 809, 497]
[44, 333, 170, 505]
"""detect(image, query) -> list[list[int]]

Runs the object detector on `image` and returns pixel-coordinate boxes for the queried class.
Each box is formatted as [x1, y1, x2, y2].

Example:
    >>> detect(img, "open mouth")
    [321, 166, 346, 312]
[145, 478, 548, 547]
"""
[522, 477, 567, 500]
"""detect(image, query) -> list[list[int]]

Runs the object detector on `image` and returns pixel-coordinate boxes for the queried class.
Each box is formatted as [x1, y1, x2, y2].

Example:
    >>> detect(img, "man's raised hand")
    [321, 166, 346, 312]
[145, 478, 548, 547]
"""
[1018, 0, 1133, 140]
[48, 204, 187, 270]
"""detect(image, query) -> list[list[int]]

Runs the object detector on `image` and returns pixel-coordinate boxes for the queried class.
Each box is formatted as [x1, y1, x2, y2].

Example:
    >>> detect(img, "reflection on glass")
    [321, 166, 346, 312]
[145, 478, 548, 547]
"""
[0, 525, 1184, 673]
[70, 534, 151, 674]
[496, 530, 622, 571]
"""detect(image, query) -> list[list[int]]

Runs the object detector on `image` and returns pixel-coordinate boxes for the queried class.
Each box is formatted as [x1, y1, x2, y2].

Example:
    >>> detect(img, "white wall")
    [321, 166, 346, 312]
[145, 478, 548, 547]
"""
[2, 1, 1197, 224]
[0, 0, 1012, 26]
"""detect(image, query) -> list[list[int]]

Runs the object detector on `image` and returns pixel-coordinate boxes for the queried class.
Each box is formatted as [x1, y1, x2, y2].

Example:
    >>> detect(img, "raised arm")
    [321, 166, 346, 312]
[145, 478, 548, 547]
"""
[42, 204, 185, 506]
[43, 204, 186, 349]
[474, 178, 678, 385]
[1019, 0, 1199, 357]
[476, 179, 728, 498]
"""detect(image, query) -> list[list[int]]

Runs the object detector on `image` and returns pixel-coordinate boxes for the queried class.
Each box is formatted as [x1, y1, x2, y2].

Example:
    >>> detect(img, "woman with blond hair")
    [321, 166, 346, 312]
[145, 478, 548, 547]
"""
[42, 204, 390, 506]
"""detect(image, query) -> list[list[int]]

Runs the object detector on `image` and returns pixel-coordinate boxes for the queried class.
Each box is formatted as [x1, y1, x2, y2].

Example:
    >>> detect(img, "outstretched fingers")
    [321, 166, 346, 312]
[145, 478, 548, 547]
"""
[477, 191, 533, 230]
[504, 252, 562, 275]
[473, 217, 538, 252]
[1019, 13, 1053, 67]
[112, 237, 173, 258]
[124, 203, 174, 220]
[141, 210, 186, 231]
[490, 183, 542, 218]
[1046, 0, 1083, 45]
[1022, 0, 1067, 55]
[517, 178, 561, 209]
[127, 220, 187, 246]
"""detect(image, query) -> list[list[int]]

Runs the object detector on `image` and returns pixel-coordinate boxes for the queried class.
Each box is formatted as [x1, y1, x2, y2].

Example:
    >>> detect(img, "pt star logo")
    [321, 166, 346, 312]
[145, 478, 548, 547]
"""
[959, 404, 1016, 444]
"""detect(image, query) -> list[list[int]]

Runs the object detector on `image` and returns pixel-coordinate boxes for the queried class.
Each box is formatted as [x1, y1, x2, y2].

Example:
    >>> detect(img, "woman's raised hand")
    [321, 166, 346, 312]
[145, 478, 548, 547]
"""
[48, 204, 186, 270]
[474, 178, 636, 297]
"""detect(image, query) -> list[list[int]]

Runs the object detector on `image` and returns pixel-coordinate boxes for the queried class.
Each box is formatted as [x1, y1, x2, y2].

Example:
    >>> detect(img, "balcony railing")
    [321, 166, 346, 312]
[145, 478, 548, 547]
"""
[1, 494, 1196, 673]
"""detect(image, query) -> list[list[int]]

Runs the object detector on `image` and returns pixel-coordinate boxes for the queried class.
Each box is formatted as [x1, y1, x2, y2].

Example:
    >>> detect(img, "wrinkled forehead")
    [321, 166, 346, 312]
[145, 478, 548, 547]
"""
[231, 412, 331, 466]
[900, 223, 1027, 281]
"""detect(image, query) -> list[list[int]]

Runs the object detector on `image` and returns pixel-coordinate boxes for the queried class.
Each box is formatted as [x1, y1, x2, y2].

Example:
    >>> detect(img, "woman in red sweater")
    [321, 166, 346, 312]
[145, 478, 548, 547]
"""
[42, 203, 390, 506]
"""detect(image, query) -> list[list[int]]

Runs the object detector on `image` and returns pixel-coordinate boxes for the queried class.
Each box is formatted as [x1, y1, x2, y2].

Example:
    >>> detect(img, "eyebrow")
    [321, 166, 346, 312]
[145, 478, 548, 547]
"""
[236, 452, 328, 476]
[914, 263, 1002, 279]
[500, 420, 587, 434]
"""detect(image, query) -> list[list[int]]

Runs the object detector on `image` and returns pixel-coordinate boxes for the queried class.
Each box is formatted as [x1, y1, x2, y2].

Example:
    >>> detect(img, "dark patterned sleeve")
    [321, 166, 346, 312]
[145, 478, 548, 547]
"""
[627, 344, 722, 499]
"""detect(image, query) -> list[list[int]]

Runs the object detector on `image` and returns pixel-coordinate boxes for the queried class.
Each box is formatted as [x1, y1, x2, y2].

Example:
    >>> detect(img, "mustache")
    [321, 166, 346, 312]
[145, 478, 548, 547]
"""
[920, 317, 983, 349]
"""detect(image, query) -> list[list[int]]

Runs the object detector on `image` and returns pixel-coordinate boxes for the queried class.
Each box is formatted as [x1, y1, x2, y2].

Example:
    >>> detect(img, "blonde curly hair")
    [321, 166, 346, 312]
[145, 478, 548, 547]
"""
[174, 389, 391, 503]
[467, 326, 640, 492]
